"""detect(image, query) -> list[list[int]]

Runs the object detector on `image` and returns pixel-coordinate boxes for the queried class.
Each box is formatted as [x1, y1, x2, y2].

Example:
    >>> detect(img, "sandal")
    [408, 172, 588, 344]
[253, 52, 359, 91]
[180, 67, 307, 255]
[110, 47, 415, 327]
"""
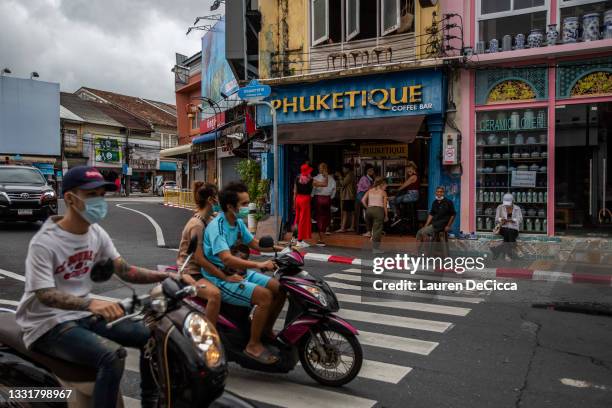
[244, 347, 279, 365]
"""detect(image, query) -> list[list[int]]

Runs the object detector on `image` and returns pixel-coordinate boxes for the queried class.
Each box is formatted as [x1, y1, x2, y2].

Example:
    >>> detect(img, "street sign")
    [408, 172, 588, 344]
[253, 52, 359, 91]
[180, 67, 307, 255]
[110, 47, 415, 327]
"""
[237, 79, 271, 101]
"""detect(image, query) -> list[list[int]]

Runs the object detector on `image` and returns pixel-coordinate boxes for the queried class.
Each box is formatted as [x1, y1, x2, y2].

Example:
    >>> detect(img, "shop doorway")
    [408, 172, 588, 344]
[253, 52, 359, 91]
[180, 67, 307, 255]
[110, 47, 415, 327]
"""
[555, 103, 612, 236]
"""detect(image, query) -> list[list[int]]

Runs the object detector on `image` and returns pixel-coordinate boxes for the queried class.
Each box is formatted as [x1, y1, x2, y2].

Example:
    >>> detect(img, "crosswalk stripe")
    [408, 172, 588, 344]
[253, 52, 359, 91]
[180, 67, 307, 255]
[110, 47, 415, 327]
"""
[125, 350, 377, 408]
[325, 276, 485, 304]
[359, 330, 438, 355]
[335, 293, 471, 316]
[123, 396, 140, 408]
[227, 370, 377, 408]
[337, 308, 452, 333]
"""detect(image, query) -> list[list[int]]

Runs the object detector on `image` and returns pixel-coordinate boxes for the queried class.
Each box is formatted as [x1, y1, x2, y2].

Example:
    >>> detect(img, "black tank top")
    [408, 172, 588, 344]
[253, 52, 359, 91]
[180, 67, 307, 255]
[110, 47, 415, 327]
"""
[295, 177, 313, 195]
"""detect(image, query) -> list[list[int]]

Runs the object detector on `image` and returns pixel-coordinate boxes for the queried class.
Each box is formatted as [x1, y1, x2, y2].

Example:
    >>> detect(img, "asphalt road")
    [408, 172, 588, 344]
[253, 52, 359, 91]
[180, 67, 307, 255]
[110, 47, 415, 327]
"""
[1, 199, 611, 408]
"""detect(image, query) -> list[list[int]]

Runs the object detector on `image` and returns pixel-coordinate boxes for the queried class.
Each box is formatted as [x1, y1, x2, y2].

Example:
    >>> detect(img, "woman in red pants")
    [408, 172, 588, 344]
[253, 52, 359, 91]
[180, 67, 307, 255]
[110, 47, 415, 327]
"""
[293, 163, 327, 248]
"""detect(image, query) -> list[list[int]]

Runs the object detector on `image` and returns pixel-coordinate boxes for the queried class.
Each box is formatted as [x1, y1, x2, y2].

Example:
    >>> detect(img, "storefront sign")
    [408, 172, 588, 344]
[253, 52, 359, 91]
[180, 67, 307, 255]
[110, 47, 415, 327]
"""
[94, 138, 122, 165]
[130, 148, 160, 170]
[360, 144, 408, 158]
[257, 70, 444, 126]
[200, 112, 226, 133]
[217, 137, 241, 159]
[511, 171, 537, 188]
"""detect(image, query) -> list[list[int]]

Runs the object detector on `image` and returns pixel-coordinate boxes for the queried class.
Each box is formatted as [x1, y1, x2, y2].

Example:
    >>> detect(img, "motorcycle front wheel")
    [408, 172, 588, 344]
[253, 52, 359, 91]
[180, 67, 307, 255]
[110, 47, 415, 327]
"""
[299, 327, 362, 387]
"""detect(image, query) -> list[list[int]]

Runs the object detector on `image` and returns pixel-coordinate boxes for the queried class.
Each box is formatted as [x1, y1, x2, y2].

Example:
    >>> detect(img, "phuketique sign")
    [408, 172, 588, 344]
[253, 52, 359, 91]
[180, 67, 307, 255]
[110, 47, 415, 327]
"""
[200, 112, 226, 133]
[360, 144, 408, 158]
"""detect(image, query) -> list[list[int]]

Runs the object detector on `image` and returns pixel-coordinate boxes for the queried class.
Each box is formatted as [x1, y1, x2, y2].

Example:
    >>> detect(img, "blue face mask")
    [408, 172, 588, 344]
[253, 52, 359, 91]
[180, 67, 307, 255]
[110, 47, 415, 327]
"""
[212, 204, 222, 213]
[75, 196, 108, 224]
[237, 207, 250, 220]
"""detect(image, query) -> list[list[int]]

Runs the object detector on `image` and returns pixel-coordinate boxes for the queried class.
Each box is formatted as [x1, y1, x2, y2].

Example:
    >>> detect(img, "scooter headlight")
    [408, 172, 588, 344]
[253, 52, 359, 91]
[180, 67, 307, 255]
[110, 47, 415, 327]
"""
[297, 284, 328, 307]
[183, 312, 223, 368]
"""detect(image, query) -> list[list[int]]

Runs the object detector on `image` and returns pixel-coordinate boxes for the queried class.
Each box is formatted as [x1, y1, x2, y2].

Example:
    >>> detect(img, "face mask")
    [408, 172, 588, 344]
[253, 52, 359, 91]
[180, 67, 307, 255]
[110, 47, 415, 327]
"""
[436, 195, 444, 201]
[212, 204, 222, 213]
[73, 195, 108, 224]
[237, 206, 250, 220]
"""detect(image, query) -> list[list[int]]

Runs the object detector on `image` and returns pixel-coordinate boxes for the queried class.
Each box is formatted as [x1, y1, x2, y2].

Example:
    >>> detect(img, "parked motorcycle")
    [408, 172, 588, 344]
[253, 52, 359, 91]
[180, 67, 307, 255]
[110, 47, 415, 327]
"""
[183, 236, 363, 387]
[0, 238, 255, 408]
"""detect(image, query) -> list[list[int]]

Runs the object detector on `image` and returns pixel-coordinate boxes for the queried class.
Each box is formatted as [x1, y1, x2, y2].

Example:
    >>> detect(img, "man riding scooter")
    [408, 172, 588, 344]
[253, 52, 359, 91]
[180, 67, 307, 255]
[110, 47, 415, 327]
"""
[203, 182, 285, 364]
[15, 166, 183, 408]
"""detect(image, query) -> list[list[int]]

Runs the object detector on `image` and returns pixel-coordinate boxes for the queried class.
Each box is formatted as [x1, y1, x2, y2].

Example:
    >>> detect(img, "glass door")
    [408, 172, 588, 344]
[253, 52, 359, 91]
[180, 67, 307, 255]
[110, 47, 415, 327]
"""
[555, 103, 612, 235]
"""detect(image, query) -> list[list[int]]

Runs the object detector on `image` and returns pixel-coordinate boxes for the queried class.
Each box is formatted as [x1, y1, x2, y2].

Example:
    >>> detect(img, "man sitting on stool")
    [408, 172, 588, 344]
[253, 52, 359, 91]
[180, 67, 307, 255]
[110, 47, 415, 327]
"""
[416, 186, 456, 241]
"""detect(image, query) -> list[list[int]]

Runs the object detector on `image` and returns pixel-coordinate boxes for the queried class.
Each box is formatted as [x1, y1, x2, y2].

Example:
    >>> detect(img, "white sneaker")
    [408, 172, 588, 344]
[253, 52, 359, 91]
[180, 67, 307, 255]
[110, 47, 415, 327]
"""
[297, 240, 310, 248]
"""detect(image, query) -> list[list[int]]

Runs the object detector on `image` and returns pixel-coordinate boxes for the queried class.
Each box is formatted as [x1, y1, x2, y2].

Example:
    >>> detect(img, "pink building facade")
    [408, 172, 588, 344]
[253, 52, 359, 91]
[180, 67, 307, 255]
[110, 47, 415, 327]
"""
[444, 0, 612, 237]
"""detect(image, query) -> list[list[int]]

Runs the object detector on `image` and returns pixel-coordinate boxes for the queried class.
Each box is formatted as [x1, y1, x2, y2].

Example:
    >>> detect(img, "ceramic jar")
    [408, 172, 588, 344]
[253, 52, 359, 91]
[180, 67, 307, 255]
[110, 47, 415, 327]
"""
[476, 41, 486, 54]
[604, 9, 612, 26]
[604, 23, 612, 39]
[582, 13, 600, 41]
[522, 109, 535, 129]
[515, 33, 525, 49]
[502, 35, 513, 51]
[563, 16, 579, 43]
[489, 38, 499, 53]
[528, 29, 544, 48]
[515, 133, 524, 145]
[547, 24, 559, 45]
[510, 111, 520, 129]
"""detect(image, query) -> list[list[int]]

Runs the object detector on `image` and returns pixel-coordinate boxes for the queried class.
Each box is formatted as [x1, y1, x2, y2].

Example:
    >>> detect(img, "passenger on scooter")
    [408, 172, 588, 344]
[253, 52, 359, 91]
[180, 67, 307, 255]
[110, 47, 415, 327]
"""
[203, 182, 285, 364]
[177, 181, 222, 325]
[15, 166, 182, 408]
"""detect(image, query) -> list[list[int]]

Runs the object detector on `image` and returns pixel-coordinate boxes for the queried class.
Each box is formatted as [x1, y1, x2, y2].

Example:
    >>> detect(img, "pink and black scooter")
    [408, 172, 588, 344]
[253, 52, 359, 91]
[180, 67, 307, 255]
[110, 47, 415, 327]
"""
[183, 236, 363, 387]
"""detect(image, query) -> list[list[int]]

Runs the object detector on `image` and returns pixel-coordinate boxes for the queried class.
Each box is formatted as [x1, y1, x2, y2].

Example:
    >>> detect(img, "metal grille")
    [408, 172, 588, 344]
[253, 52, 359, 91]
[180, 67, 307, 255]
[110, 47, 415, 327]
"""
[6, 192, 42, 200]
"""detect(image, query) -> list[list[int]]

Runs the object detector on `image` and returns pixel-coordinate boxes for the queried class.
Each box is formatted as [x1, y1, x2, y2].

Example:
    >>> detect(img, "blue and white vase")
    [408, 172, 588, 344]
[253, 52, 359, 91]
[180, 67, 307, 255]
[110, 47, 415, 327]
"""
[582, 13, 600, 41]
[604, 9, 612, 25]
[515, 33, 525, 49]
[546, 24, 559, 45]
[527, 29, 544, 48]
[605, 22, 612, 39]
[563, 16, 579, 43]
[489, 38, 499, 53]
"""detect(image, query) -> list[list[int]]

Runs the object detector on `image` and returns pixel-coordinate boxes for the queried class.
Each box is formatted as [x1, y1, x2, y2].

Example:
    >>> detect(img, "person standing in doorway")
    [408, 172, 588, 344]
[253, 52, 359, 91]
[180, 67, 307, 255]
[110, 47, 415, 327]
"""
[361, 177, 388, 254]
[293, 163, 327, 248]
[391, 161, 419, 219]
[357, 164, 375, 237]
[335, 164, 356, 232]
[312, 163, 336, 246]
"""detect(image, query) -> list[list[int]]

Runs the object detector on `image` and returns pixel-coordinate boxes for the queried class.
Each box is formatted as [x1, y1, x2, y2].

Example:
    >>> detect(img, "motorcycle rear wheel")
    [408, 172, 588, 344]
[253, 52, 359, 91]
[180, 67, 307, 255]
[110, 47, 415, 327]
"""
[299, 328, 362, 387]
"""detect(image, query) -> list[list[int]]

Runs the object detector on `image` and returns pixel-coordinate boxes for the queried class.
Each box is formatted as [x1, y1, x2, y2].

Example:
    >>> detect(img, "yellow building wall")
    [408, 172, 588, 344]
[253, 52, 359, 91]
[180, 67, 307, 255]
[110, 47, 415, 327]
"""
[415, 3, 441, 59]
[258, 0, 309, 79]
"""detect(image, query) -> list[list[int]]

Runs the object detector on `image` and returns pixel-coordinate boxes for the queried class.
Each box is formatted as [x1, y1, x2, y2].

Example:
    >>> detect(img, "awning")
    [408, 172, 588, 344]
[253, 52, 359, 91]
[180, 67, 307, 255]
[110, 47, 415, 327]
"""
[159, 161, 178, 172]
[273, 115, 425, 145]
[160, 144, 191, 157]
[193, 131, 218, 145]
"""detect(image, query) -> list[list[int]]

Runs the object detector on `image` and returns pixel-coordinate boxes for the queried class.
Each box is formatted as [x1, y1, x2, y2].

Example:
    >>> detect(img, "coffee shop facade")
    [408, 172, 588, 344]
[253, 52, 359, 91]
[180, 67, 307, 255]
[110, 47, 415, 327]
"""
[256, 69, 460, 228]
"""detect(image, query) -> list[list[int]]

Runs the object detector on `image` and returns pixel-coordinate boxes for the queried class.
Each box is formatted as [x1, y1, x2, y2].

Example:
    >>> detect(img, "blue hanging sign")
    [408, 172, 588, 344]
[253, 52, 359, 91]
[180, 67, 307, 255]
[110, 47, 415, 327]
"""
[238, 80, 272, 101]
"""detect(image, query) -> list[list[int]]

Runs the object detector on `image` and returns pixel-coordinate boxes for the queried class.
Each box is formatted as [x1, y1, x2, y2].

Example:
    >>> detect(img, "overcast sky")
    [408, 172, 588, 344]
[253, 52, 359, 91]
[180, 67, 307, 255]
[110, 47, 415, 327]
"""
[0, 0, 218, 104]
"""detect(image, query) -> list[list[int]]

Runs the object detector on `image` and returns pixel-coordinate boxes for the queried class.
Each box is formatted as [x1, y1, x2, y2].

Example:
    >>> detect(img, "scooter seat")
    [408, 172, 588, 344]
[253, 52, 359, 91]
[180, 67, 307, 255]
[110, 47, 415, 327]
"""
[0, 313, 97, 382]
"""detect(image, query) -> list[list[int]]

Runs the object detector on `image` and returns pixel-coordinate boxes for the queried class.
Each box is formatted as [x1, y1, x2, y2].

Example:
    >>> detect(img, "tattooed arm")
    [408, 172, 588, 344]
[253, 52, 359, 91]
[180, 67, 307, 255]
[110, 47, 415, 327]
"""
[35, 288, 91, 311]
[113, 257, 173, 284]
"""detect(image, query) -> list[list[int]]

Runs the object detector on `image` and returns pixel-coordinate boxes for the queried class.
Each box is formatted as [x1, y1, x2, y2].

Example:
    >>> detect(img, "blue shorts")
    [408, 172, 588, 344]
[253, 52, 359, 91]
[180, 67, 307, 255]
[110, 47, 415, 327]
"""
[202, 269, 271, 307]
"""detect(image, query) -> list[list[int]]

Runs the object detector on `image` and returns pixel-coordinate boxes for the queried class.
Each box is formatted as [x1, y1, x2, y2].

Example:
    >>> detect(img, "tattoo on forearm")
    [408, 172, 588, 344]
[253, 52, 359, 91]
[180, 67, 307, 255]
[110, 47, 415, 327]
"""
[36, 288, 90, 311]
[114, 258, 168, 283]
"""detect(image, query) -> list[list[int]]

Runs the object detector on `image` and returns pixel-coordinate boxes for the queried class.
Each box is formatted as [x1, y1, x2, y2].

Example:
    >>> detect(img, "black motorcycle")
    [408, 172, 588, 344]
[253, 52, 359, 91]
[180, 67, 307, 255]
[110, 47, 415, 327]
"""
[0, 238, 255, 408]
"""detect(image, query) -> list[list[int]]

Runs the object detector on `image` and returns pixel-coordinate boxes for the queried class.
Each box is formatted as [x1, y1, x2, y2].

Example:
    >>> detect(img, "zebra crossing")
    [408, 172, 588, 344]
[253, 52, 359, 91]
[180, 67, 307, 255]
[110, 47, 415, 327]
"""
[122, 266, 486, 408]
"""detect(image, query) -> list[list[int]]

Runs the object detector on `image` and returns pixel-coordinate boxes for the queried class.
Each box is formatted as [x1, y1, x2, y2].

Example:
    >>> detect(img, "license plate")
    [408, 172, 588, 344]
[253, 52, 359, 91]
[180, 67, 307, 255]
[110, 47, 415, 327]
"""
[18, 209, 33, 215]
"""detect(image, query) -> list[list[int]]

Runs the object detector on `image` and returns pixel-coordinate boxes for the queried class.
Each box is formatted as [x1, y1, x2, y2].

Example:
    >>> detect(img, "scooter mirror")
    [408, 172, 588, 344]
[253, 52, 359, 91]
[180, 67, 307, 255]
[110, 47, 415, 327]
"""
[259, 236, 274, 248]
[187, 236, 198, 255]
[90, 259, 115, 282]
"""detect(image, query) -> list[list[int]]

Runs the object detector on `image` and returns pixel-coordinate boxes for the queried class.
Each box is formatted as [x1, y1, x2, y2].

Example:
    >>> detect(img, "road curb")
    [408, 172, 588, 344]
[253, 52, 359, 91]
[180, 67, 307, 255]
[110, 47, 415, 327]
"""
[249, 249, 612, 286]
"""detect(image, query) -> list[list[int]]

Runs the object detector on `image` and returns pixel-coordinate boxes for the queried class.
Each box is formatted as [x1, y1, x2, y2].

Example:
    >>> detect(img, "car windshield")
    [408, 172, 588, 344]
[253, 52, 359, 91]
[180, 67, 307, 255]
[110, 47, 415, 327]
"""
[0, 168, 46, 184]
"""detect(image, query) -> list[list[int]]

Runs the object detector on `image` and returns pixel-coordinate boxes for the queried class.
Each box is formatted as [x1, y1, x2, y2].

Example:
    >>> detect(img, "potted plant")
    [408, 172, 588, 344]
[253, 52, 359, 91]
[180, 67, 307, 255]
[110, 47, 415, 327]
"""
[235, 159, 270, 229]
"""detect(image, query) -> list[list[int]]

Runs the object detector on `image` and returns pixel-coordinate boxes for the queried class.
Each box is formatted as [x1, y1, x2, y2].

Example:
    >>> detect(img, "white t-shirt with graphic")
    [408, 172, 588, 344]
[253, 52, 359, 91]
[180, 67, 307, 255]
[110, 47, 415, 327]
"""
[16, 216, 120, 348]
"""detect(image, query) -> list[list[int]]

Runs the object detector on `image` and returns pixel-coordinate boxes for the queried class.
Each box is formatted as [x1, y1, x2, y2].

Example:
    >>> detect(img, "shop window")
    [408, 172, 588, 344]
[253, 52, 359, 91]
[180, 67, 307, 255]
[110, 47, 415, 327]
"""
[477, 0, 548, 43]
[190, 111, 200, 130]
[311, 0, 341, 45]
[475, 108, 549, 234]
[560, 0, 612, 42]
[487, 80, 537, 103]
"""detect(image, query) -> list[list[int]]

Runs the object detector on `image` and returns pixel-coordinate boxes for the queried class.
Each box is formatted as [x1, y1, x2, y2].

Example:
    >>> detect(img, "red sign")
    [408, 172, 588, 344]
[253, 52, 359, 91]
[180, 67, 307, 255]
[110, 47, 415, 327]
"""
[200, 112, 226, 133]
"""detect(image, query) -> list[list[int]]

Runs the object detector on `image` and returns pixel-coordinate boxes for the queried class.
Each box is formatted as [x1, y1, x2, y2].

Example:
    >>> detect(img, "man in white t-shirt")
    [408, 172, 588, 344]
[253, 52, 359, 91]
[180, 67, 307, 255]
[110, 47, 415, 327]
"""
[16, 166, 176, 408]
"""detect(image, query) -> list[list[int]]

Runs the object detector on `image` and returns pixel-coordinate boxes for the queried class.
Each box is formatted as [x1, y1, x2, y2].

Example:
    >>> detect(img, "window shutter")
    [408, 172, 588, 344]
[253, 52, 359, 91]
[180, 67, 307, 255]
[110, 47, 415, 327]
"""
[312, 0, 329, 45]
[381, 0, 400, 36]
[346, 0, 360, 40]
